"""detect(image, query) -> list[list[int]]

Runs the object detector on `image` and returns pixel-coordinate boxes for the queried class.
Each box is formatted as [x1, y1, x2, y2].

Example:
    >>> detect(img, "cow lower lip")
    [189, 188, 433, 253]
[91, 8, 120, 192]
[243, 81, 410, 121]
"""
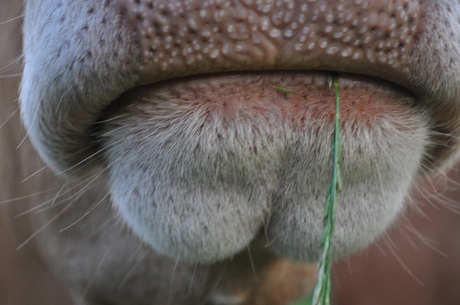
[108, 70, 415, 125]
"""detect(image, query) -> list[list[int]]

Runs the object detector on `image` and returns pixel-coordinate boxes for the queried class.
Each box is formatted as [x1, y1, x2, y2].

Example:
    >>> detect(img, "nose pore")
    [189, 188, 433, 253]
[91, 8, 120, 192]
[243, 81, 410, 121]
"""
[127, 0, 421, 86]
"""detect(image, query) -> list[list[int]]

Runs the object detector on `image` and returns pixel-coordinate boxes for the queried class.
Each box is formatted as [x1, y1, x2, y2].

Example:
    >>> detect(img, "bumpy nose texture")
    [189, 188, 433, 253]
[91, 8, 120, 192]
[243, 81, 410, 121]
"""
[128, 0, 420, 84]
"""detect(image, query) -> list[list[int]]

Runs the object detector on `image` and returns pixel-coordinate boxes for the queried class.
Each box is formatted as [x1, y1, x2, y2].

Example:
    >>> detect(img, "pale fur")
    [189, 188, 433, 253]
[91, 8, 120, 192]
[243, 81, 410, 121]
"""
[1, 0, 460, 304]
[100, 81, 428, 262]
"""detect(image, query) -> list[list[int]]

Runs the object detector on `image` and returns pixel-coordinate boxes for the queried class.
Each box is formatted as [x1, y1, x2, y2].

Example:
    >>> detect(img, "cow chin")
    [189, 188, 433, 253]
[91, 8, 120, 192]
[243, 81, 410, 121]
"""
[99, 72, 429, 263]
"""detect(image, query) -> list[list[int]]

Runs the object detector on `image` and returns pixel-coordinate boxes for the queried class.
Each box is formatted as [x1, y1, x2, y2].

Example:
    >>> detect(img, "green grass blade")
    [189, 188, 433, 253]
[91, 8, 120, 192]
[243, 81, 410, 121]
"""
[292, 72, 342, 305]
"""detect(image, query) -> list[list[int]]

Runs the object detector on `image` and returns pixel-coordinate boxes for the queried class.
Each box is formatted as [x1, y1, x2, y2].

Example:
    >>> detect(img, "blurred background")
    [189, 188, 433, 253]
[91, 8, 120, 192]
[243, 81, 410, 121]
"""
[333, 169, 460, 305]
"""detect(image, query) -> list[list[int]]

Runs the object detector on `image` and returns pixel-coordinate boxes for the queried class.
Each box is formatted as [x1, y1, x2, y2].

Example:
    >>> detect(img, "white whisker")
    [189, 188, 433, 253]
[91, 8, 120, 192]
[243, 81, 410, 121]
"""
[80, 245, 114, 302]
[59, 191, 110, 232]
[0, 14, 23, 26]
[16, 200, 74, 250]
[115, 244, 145, 294]
[382, 233, 424, 286]
[0, 107, 19, 129]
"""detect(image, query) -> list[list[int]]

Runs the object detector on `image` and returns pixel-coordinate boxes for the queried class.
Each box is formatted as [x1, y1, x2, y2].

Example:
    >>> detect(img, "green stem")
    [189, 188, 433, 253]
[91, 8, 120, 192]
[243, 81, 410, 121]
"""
[299, 72, 342, 305]
[313, 71, 341, 305]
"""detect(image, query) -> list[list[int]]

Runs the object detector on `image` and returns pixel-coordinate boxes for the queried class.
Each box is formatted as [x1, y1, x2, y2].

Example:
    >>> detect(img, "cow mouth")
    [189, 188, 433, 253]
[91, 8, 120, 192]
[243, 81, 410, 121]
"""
[85, 68, 421, 178]
[95, 68, 428, 263]
[97, 70, 419, 173]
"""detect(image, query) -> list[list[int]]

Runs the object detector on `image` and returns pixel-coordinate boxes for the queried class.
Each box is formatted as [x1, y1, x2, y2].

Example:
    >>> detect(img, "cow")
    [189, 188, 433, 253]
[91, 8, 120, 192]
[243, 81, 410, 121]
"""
[1, 0, 460, 304]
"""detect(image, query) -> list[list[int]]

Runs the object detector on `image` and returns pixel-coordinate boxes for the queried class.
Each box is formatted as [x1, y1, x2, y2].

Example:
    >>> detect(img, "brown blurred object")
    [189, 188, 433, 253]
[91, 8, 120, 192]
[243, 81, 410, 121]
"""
[333, 168, 460, 305]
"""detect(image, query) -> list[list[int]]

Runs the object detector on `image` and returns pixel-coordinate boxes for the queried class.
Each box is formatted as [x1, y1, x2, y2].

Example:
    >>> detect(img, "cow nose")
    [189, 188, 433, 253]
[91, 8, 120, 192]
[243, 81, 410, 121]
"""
[129, 0, 420, 87]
